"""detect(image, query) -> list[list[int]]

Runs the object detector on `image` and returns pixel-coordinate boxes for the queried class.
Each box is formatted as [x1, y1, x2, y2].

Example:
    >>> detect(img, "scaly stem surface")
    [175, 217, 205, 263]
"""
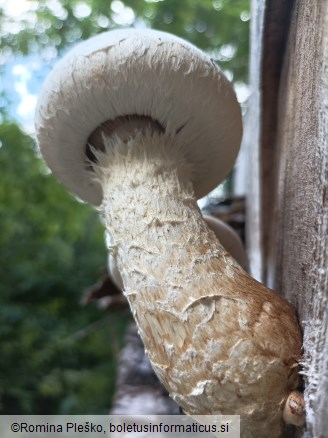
[94, 133, 302, 438]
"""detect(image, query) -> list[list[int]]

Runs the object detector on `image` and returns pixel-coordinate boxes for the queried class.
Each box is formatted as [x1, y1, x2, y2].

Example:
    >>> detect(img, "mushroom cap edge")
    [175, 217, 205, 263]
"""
[35, 28, 242, 205]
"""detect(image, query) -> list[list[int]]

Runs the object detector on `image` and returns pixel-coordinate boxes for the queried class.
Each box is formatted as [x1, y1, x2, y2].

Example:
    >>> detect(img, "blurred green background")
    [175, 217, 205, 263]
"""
[0, 0, 250, 414]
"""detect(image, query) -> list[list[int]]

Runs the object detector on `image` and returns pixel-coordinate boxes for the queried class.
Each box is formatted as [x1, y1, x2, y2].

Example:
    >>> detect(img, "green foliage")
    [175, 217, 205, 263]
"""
[1, 0, 249, 82]
[0, 122, 129, 413]
[124, 0, 249, 81]
[0, 0, 250, 415]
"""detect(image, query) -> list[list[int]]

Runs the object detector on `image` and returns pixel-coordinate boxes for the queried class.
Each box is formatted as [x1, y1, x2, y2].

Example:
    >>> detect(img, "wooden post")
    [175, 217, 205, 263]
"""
[246, 1, 328, 436]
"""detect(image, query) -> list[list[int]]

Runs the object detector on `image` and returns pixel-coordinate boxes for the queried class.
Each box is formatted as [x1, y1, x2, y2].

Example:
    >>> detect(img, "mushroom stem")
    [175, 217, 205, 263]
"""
[94, 131, 302, 437]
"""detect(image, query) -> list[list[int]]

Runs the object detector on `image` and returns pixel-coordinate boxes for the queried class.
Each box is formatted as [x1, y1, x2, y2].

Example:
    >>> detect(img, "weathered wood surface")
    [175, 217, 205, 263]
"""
[247, 0, 328, 437]
[246, 0, 295, 282]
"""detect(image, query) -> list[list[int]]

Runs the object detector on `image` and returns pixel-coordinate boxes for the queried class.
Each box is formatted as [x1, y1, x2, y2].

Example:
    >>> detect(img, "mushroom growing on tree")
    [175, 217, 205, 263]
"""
[35, 29, 304, 437]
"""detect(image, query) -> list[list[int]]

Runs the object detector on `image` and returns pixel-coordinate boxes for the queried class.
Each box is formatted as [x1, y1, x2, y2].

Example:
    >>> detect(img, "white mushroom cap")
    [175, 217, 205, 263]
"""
[108, 215, 248, 290]
[35, 28, 242, 205]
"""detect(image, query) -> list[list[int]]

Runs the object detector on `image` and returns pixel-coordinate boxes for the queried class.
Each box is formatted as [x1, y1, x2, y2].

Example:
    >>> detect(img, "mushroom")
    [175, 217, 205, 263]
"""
[35, 29, 304, 437]
[108, 215, 249, 290]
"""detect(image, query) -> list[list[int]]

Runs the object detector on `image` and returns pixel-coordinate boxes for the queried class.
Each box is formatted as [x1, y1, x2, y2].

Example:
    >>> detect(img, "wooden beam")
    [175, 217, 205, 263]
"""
[247, 1, 328, 436]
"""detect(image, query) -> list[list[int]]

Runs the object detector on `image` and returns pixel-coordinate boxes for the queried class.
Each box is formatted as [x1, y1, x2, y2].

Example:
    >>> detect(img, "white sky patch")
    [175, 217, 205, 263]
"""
[13, 64, 31, 98]
[1, 0, 39, 35]
[234, 82, 251, 104]
[111, 0, 125, 13]
[208, 45, 237, 63]
[72, 1, 92, 19]
[12, 64, 31, 78]
[2, 0, 38, 18]
[15, 81, 28, 95]
[111, 0, 135, 26]
[17, 94, 37, 118]
[46, 0, 68, 20]
[11, 63, 38, 134]
[96, 15, 110, 28]
[219, 44, 236, 61]
[223, 69, 233, 82]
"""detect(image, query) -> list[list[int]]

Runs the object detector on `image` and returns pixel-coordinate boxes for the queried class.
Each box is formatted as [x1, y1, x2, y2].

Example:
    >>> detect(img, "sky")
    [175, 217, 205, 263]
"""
[1, 0, 48, 134]
[4, 59, 47, 134]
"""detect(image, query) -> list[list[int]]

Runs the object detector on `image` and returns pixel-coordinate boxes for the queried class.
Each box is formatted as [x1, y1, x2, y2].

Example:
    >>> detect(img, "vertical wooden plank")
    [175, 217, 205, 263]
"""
[259, 0, 294, 280]
[268, 2, 328, 436]
[246, 0, 294, 281]
[248, 0, 328, 436]
[245, 0, 265, 281]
